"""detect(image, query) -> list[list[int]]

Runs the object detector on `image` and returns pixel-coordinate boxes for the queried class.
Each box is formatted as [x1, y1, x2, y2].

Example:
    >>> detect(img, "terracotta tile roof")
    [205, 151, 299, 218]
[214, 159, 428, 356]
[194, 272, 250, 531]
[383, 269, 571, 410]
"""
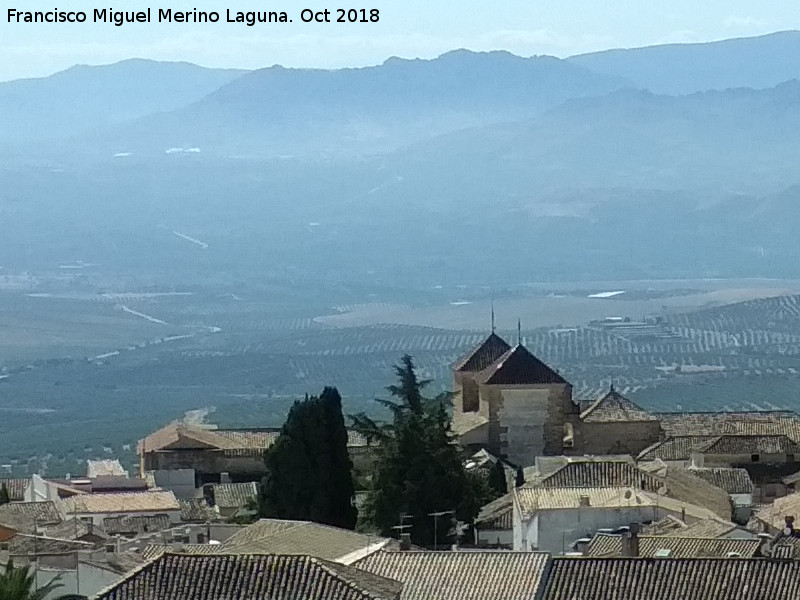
[453, 333, 512, 372]
[223, 519, 394, 563]
[543, 557, 800, 600]
[536, 461, 660, 489]
[515, 487, 645, 514]
[770, 537, 800, 559]
[0, 478, 30, 502]
[64, 491, 180, 515]
[452, 412, 489, 438]
[211, 482, 258, 510]
[95, 553, 402, 600]
[138, 423, 242, 453]
[754, 494, 800, 531]
[5, 532, 98, 555]
[695, 434, 800, 455]
[657, 411, 800, 442]
[476, 344, 568, 386]
[179, 498, 219, 523]
[783, 470, 800, 486]
[584, 532, 762, 558]
[475, 493, 513, 530]
[141, 544, 227, 561]
[0, 501, 63, 531]
[637, 436, 718, 461]
[580, 388, 658, 423]
[103, 514, 172, 536]
[687, 468, 754, 494]
[87, 459, 128, 478]
[141, 423, 369, 453]
[355, 550, 550, 600]
[514, 486, 722, 521]
[639, 515, 738, 539]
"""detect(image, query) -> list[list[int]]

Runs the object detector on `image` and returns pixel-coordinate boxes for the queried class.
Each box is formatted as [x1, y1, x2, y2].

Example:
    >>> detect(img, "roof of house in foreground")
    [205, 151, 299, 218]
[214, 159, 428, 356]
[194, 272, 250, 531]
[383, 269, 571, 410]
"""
[222, 519, 394, 563]
[64, 490, 180, 514]
[355, 550, 550, 600]
[95, 553, 402, 600]
[543, 557, 800, 600]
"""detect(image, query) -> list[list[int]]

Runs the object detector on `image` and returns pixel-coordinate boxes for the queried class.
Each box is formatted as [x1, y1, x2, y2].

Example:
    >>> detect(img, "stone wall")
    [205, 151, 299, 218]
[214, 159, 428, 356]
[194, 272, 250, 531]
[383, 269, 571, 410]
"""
[482, 383, 575, 466]
[575, 421, 662, 456]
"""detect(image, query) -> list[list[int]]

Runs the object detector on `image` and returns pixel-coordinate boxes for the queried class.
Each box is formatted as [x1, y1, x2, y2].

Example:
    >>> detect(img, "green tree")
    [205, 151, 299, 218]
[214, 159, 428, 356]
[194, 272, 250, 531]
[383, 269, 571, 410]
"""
[0, 560, 62, 600]
[488, 460, 508, 497]
[0, 484, 10, 506]
[258, 387, 357, 529]
[355, 354, 483, 547]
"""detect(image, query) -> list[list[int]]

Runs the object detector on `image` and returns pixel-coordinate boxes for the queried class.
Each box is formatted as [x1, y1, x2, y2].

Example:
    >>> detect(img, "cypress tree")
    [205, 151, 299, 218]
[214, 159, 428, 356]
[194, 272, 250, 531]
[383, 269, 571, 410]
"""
[259, 388, 357, 529]
[488, 459, 508, 497]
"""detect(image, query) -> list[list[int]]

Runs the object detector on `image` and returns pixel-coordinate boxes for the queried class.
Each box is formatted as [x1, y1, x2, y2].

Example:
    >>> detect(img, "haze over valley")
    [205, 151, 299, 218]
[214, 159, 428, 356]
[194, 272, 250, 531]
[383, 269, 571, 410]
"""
[4, 31, 800, 476]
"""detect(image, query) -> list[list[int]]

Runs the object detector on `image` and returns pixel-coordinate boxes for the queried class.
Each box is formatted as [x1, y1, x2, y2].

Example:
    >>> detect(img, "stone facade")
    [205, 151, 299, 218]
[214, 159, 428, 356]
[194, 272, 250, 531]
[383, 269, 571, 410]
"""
[453, 334, 662, 466]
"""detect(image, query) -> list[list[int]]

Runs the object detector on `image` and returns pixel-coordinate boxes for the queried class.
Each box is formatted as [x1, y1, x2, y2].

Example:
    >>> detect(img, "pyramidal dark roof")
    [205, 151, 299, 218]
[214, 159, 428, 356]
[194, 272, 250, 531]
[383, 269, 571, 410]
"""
[454, 332, 512, 372]
[580, 388, 657, 423]
[477, 344, 568, 386]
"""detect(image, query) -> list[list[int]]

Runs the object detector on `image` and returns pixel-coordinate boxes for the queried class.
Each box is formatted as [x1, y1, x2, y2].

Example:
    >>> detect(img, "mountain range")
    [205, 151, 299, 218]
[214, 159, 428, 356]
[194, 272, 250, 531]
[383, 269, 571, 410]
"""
[3, 31, 800, 286]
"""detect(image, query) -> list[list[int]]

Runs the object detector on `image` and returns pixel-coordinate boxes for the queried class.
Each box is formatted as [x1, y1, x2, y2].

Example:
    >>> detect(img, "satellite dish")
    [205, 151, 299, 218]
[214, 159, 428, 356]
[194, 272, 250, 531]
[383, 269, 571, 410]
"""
[657, 485, 668, 496]
[784, 527, 793, 536]
[624, 490, 632, 500]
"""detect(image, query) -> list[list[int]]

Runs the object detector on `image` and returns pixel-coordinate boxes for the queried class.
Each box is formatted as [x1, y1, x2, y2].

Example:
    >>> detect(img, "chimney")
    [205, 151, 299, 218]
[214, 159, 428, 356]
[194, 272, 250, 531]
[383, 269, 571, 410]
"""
[579, 495, 591, 507]
[620, 523, 640, 557]
[399, 533, 411, 551]
[784, 515, 795, 536]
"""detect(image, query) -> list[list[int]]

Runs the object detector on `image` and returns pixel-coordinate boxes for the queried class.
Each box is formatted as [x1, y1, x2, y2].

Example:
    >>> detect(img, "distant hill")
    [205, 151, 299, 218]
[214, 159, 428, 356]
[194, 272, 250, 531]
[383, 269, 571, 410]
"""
[380, 80, 800, 198]
[568, 30, 800, 94]
[0, 59, 246, 143]
[71, 50, 628, 159]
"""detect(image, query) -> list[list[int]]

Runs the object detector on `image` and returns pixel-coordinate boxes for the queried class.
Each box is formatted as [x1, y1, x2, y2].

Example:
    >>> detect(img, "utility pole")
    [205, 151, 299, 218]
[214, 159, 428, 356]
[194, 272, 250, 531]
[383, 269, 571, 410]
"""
[428, 510, 454, 550]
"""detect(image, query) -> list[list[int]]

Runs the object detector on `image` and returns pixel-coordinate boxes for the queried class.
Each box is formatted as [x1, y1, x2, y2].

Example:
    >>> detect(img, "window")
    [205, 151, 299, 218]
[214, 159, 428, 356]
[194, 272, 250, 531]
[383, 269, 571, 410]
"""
[751, 454, 760, 462]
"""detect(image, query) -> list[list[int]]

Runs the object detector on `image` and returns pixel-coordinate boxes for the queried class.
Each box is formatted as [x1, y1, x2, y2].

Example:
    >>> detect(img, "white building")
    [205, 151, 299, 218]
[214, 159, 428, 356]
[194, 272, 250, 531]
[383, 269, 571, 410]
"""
[511, 485, 724, 554]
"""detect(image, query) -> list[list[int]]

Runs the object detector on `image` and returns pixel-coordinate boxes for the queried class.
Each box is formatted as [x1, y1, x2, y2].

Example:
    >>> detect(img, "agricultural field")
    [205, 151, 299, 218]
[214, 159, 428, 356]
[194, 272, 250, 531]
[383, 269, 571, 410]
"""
[4, 276, 800, 477]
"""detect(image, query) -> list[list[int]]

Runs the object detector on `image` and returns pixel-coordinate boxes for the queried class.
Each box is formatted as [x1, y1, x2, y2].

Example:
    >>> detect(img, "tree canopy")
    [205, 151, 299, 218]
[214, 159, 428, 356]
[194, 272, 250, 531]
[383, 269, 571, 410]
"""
[258, 386, 357, 530]
[0, 560, 62, 600]
[354, 354, 485, 547]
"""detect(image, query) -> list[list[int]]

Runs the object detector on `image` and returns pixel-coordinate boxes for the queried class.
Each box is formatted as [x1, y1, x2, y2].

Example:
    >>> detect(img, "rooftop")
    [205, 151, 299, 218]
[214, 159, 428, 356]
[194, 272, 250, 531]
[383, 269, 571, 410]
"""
[580, 387, 658, 423]
[355, 550, 550, 600]
[476, 344, 568, 386]
[140, 422, 369, 453]
[454, 332, 512, 373]
[104, 514, 173, 536]
[0, 501, 63, 531]
[64, 491, 180, 514]
[535, 461, 660, 490]
[687, 467, 754, 495]
[584, 532, 763, 558]
[210, 482, 258, 510]
[514, 485, 721, 521]
[223, 519, 394, 563]
[753, 494, 800, 531]
[95, 553, 403, 600]
[543, 557, 800, 600]
[0, 478, 29, 502]
[694, 434, 800, 455]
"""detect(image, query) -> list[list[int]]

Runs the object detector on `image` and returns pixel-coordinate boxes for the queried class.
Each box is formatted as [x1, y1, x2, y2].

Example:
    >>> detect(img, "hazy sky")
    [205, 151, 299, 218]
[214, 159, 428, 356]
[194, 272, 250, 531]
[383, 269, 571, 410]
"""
[1, 1, 799, 81]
